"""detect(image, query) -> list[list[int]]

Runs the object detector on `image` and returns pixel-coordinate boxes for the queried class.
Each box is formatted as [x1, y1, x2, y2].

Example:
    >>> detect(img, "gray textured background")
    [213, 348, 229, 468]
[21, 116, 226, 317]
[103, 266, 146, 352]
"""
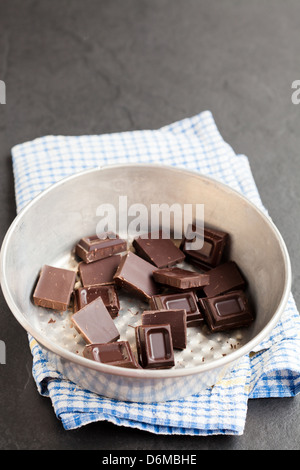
[0, 0, 299, 450]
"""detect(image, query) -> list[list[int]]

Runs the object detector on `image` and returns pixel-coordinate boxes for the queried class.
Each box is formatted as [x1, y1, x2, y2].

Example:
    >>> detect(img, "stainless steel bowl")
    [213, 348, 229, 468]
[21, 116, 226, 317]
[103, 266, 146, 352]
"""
[0, 164, 291, 402]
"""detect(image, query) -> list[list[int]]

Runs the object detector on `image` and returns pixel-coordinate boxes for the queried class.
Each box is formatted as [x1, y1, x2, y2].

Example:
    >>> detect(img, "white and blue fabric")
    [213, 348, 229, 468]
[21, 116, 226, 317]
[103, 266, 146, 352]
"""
[11, 111, 300, 435]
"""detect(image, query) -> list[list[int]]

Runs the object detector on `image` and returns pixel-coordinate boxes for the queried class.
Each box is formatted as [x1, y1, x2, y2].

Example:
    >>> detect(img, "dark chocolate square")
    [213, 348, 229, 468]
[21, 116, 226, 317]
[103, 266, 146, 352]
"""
[75, 232, 127, 263]
[141, 309, 187, 349]
[113, 251, 160, 301]
[149, 290, 204, 326]
[153, 266, 210, 290]
[78, 254, 122, 287]
[71, 297, 120, 344]
[135, 324, 175, 369]
[33, 265, 76, 311]
[83, 341, 140, 368]
[203, 261, 246, 298]
[199, 290, 254, 332]
[132, 231, 185, 268]
[74, 285, 120, 318]
[182, 225, 229, 270]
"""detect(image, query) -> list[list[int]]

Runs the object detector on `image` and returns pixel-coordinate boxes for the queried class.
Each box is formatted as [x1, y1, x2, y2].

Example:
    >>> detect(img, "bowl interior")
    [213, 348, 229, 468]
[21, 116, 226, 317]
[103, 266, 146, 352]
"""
[0, 165, 290, 374]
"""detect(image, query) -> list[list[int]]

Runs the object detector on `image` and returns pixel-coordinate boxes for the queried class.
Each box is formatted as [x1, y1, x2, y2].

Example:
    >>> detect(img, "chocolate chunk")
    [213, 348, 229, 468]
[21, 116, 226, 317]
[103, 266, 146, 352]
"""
[78, 254, 122, 287]
[132, 231, 185, 268]
[33, 265, 76, 311]
[75, 232, 127, 263]
[74, 285, 120, 318]
[199, 290, 254, 332]
[203, 261, 246, 298]
[153, 267, 210, 290]
[150, 291, 204, 326]
[182, 225, 229, 270]
[113, 251, 160, 301]
[135, 324, 175, 369]
[141, 309, 187, 349]
[71, 297, 120, 344]
[83, 341, 140, 369]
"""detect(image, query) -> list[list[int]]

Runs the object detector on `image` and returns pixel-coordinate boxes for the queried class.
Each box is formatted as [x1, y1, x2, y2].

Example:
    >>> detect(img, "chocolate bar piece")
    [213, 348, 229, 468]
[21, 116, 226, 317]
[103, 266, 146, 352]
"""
[135, 324, 175, 369]
[132, 231, 185, 268]
[74, 285, 120, 318]
[141, 309, 187, 349]
[33, 265, 76, 311]
[153, 267, 210, 290]
[78, 254, 121, 287]
[71, 297, 120, 344]
[203, 261, 246, 298]
[182, 225, 229, 270]
[113, 251, 160, 301]
[75, 232, 127, 263]
[83, 341, 140, 369]
[150, 291, 204, 326]
[199, 290, 254, 332]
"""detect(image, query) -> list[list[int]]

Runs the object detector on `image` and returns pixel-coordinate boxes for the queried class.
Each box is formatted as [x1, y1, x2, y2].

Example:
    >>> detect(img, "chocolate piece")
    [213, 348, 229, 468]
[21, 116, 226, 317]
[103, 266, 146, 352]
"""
[75, 232, 127, 263]
[141, 309, 187, 349]
[203, 261, 246, 298]
[150, 291, 204, 326]
[135, 324, 175, 369]
[132, 231, 185, 268]
[74, 285, 120, 318]
[113, 251, 160, 301]
[71, 297, 120, 344]
[199, 290, 254, 332]
[83, 341, 140, 369]
[33, 265, 76, 311]
[153, 267, 210, 290]
[79, 255, 122, 287]
[182, 225, 229, 270]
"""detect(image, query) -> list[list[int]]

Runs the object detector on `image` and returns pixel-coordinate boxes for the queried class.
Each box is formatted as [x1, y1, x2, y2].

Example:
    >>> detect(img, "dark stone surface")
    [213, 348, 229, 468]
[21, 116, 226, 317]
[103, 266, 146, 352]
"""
[0, 0, 299, 450]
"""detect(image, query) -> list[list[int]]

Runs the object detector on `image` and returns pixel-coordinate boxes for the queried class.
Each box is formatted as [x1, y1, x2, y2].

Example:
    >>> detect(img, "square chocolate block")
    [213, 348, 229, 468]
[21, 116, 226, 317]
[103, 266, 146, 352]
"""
[73, 285, 120, 318]
[33, 265, 76, 311]
[75, 232, 127, 263]
[132, 231, 185, 268]
[78, 254, 122, 287]
[199, 290, 254, 332]
[182, 225, 229, 270]
[113, 251, 160, 301]
[83, 341, 140, 369]
[153, 266, 209, 290]
[135, 324, 175, 369]
[203, 261, 246, 298]
[141, 309, 187, 349]
[71, 297, 120, 344]
[150, 290, 204, 326]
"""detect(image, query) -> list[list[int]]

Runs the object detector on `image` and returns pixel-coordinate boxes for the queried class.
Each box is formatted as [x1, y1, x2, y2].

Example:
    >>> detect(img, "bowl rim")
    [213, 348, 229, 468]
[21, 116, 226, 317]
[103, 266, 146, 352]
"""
[0, 163, 292, 379]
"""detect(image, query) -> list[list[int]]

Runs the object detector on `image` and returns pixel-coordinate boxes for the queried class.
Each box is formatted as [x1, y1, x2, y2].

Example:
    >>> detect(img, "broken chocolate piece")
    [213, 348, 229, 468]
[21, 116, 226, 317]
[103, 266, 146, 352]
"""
[113, 251, 160, 301]
[150, 290, 204, 326]
[78, 255, 122, 287]
[182, 225, 229, 270]
[199, 290, 254, 332]
[75, 232, 127, 263]
[153, 266, 210, 290]
[71, 297, 120, 344]
[83, 341, 140, 369]
[135, 324, 175, 369]
[74, 285, 120, 318]
[33, 265, 76, 311]
[141, 309, 187, 349]
[203, 261, 246, 298]
[132, 231, 185, 268]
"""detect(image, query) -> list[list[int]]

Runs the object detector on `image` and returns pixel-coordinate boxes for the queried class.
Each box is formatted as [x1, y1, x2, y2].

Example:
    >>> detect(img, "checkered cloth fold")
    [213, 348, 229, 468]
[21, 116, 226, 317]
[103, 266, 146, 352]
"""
[11, 111, 300, 435]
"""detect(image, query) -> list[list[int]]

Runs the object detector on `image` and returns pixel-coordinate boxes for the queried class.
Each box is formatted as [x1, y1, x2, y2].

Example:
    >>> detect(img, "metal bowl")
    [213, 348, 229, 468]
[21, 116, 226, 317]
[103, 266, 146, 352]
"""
[0, 164, 291, 402]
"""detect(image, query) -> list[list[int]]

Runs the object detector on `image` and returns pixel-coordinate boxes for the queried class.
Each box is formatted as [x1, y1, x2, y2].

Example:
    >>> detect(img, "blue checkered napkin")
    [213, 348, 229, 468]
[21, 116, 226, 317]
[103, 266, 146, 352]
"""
[11, 111, 300, 435]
